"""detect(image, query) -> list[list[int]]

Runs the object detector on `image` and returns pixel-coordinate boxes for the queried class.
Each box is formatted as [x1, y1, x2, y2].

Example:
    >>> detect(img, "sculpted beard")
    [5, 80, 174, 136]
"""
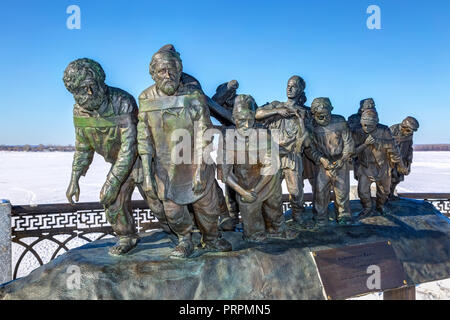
[157, 78, 180, 96]
[75, 85, 106, 111]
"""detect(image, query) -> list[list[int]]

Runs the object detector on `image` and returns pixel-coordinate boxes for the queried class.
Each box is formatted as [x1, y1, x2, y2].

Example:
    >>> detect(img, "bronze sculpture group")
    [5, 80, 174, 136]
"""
[63, 44, 419, 257]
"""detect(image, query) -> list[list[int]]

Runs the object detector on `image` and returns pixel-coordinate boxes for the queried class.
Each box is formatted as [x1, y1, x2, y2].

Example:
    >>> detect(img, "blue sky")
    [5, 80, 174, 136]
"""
[0, 0, 449, 144]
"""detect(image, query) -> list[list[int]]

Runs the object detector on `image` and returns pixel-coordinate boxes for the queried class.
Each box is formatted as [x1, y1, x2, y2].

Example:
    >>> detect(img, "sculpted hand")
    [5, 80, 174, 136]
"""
[333, 159, 344, 170]
[364, 135, 376, 146]
[277, 107, 293, 117]
[241, 190, 258, 203]
[397, 163, 409, 175]
[66, 179, 80, 204]
[100, 178, 121, 207]
[320, 157, 334, 170]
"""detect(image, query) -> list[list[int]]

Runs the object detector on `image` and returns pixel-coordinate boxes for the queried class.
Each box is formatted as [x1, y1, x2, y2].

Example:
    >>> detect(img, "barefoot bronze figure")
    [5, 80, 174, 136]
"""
[389, 116, 420, 199]
[137, 44, 232, 258]
[63, 58, 170, 256]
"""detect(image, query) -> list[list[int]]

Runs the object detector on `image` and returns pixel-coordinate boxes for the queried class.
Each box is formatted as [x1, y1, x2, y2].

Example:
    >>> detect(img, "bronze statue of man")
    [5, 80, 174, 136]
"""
[137, 44, 232, 258]
[305, 98, 354, 227]
[348, 98, 377, 180]
[211, 80, 241, 230]
[348, 98, 377, 131]
[160, 75, 236, 232]
[255, 76, 313, 226]
[352, 109, 408, 217]
[218, 95, 296, 242]
[63, 58, 170, 256]
[389, 116, 420, 199]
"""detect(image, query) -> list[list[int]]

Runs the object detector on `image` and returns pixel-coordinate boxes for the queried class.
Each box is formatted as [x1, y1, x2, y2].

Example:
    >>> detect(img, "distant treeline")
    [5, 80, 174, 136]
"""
[413, 144, 450, 151]
[1, 144, 449, 152]
[0, 145, 75, 152]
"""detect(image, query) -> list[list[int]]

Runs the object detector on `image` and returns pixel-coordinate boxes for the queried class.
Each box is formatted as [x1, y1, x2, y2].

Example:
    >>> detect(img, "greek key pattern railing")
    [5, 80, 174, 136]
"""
[9, 193, 449, 280]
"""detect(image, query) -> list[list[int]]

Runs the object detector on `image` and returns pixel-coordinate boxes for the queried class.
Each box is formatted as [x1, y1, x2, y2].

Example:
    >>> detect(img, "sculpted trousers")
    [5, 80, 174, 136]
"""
[105, 174, 168, 238]
[314, 164, 350, 223]
[162, 184, 220, 244]
[282, 167, 305, 217]
[357, 168, 391, 209]
[224, 184, 239, 217]
[237, 181, 284, 241]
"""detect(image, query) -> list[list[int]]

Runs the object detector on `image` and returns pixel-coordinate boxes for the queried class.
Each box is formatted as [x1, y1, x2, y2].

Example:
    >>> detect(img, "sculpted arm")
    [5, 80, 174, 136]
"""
[255, 103, 279, 120]
[67, 129, 94, 203]
[137, 112, 158, 199]
[100, 116, 138, 206]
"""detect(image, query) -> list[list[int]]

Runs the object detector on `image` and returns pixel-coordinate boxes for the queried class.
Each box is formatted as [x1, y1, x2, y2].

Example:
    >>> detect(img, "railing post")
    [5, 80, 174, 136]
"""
[0, 199, 12, 284]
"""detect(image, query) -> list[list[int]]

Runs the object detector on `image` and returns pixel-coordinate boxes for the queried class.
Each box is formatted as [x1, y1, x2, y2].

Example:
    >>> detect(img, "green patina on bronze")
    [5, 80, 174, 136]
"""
[74, 114, 134, 128]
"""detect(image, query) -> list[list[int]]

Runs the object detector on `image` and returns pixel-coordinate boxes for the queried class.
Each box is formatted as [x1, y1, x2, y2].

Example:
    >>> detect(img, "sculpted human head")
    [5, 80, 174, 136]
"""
[286, 75, 306, 100]
[359, 98, 376, 114]
[360, 109, 379, 134]
[311, 97, 333, 127]
[63, 58, 107, 111]
[232, 94, 257, 136]
[150, 44, 183, 96]
[401, 116, 419, 137]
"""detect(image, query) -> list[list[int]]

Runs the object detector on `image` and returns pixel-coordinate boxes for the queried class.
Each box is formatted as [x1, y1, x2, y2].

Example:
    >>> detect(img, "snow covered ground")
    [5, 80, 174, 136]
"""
[0, 151, 449, 299]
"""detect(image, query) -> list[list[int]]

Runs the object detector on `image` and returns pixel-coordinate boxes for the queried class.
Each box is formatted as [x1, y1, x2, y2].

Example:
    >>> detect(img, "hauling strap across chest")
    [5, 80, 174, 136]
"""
[73, 114, 134, 128]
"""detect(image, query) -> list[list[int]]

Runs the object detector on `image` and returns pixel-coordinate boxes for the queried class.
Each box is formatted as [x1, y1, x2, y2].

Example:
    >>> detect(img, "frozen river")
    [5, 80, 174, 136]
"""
[1, 151, 449, 205]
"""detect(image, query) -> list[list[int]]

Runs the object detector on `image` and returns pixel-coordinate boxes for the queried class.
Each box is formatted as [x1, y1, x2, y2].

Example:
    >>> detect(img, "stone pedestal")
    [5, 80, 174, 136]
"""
[0, 198, 449, 300]
[0, 200, 12, 285]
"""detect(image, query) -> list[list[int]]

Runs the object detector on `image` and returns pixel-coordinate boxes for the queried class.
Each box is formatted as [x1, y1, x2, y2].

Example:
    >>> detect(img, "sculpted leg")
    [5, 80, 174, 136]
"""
[224, 184, 239, 219]
[215, 181, 237, 231]
[238, 199, 266, 242]
[136, 184, 172, 234]
[105, 176, 139, 256]
[262, 186, 297, 240]
[376, 174, 391, 215]
[284, 168, 305, 222]
[357, 173, 374, 218]
[192, 185, 232, 251]
[162, 200, 194, 258]
[333, 164, 352, 224]
[314, 168, 331, 228]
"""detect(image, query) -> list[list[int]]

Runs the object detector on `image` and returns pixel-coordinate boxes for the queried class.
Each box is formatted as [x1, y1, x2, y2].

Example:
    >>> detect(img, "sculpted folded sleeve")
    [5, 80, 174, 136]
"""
[72, 128, 94, 177]
[384, 128, 401, 164]
[137, 112, 154, 158]
[341, 122, 355, 159]
[193, 92, 213, 163]
[109, 116, 138, 184]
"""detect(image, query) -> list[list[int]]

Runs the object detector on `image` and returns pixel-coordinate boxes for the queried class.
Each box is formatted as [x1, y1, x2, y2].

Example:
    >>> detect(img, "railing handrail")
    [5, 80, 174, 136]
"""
[10, 193, 450, 215]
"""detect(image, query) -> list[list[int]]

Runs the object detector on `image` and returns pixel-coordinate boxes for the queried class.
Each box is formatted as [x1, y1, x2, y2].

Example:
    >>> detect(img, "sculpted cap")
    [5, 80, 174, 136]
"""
[311, 97, 333, 114]
[402, 116, 420, 131]
[233, 94, 257, 116]
[149, 44, 183, 76]
[359, 98, 376, 114]
[360, 109, 379, 124]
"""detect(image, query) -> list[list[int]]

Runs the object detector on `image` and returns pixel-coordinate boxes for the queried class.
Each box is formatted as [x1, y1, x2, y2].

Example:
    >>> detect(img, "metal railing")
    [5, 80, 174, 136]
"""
[7, 193, 450, 280]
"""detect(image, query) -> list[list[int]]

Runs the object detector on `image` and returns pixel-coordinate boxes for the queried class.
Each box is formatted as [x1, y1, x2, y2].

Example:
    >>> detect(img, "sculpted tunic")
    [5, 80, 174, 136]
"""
[390, 124, 413, 176]
[137, 82, 215, 205]
[71, 86, 148, 236]
[352, 124, 402, 208]
[305, 115, 354, 221]
[219, 129, 284, 240]
[72, 87, 137, 184]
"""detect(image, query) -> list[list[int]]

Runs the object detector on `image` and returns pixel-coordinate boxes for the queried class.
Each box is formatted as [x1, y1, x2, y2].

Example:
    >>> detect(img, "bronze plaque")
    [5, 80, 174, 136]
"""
[312, 241, 407, 300]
